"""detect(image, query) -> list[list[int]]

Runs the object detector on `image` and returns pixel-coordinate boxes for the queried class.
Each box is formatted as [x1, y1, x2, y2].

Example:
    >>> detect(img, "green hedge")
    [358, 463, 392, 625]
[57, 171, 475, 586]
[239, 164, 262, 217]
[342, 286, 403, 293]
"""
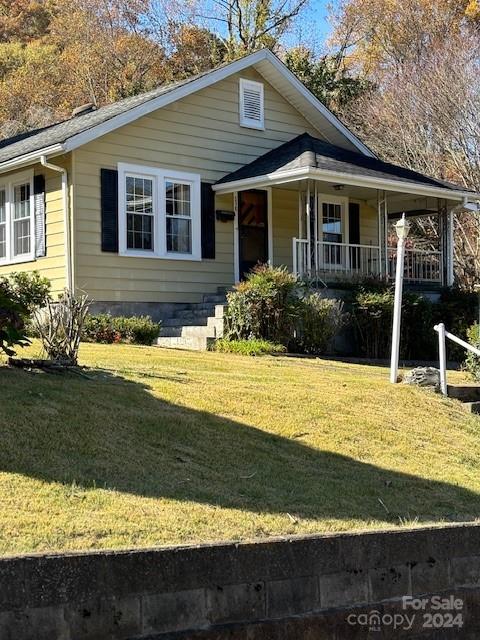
[82, 314, 160, 345]
[351, 285, 478, 361]
[213, 339, 286, 356]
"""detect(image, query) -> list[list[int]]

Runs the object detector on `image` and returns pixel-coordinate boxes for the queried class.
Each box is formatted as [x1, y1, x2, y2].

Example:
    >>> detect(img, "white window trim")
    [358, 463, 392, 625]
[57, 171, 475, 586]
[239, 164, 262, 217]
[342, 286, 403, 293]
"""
[239, 78, 265, 130]
[0, 168, 35, 267]
[118, 162, 201, 261]
[318, 193, 349, 244]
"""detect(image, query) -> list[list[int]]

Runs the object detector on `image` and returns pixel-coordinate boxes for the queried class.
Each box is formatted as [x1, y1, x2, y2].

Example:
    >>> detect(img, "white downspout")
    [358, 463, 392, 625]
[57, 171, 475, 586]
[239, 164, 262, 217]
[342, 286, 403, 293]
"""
[40, 155, 72, 291]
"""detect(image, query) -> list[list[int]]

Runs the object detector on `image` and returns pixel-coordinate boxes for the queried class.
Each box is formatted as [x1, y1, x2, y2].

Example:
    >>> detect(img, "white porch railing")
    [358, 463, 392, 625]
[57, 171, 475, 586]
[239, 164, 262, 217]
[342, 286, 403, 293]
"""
[293, 239, 443, 284]
[434, 323, 480, 395]
[293, 238, 381, 279]
[387, 247, 443, 283]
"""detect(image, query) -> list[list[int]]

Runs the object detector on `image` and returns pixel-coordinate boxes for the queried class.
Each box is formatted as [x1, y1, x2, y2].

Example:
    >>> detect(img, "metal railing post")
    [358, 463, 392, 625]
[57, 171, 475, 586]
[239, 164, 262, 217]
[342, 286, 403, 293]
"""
[436, 323, 447, 395]
[292, 237, 297, 276]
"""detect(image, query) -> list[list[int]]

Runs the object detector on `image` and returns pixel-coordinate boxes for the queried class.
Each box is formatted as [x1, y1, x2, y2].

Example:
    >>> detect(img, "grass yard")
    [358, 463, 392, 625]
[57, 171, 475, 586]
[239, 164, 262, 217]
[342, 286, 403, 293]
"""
[0, 341, 479, 556]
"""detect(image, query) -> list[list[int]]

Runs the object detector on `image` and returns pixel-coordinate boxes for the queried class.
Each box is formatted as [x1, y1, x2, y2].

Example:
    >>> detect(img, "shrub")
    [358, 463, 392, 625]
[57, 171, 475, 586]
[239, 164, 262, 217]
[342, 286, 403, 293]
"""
[82, 314, 160, 345]
[7, 271, 51, 311]
[465, 323, 480, 381]
[33, 290, 90, 366]
[224, 265, 302, 345]
[352, 286, 435, 360]
[0, 271, 51, 357]
[434, 288, 478, 361]
[0, 281, 28, 356]
[295, 295, 346, 354]
[213, 338, 286, 356]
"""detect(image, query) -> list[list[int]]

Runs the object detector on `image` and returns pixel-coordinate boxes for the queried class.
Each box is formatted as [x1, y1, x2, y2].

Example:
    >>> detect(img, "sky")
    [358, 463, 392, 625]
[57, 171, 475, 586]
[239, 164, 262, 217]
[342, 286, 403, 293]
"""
[284, 0, 334, 51]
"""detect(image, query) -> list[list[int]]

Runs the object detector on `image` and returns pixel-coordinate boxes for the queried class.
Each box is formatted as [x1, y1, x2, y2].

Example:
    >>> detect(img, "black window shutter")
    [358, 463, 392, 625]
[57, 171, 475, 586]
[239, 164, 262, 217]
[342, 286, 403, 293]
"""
[33, 174, 46, 258]
[348, 202, 360, 244]
[101, 168, 118, 252]
[348, 201, 360, 269]
[201, 181, 215, 260]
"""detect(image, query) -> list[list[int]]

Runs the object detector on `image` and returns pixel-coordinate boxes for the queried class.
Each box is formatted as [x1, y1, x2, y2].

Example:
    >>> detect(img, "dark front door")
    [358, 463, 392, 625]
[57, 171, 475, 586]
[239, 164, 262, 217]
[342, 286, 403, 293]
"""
[238, 190, 268, 279]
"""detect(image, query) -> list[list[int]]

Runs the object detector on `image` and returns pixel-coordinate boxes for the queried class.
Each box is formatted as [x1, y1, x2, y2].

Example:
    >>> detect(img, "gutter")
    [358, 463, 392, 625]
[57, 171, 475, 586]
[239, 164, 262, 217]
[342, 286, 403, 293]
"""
[213, 166, 479, 202]
[40, 155, 73, 291]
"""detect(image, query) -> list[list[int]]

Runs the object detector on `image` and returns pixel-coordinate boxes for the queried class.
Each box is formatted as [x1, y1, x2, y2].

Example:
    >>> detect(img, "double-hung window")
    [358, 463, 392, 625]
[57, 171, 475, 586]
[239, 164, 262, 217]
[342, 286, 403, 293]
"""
[118, 163, 201, 260]
[0, 170, 35, 265]
[126, 175, 154, 251]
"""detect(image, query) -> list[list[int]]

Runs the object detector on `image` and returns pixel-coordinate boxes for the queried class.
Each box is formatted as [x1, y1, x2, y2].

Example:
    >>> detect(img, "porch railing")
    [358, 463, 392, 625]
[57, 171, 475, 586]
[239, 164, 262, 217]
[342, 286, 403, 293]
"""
[293, 239, 443, 284]
[292, 238, 381, 279]
[387, 247, 443, 283]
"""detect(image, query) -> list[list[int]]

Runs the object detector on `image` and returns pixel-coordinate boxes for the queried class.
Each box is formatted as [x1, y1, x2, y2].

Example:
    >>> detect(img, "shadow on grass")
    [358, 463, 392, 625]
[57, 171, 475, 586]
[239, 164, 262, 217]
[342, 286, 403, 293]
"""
[0, 364, 478, 525]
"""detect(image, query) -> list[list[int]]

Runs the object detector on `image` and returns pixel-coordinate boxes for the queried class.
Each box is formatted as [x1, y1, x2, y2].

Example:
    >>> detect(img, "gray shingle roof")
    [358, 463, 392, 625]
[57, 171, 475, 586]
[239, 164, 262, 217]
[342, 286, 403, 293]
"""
[0, 68, 217, 164]
[216, 133, 468, 192]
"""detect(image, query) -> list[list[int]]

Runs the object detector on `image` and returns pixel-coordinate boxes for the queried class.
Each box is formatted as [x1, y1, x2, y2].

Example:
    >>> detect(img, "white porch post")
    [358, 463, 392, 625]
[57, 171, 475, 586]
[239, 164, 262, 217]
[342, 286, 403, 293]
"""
[377, 190, 388, 277]
[447, 208, 455, 286]
[306, 182, 311, 275]
[313, 182, 318, 276]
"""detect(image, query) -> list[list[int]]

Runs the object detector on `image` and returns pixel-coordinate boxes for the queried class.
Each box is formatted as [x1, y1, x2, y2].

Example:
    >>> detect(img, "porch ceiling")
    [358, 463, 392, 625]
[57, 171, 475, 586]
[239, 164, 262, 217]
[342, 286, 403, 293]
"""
[214, 133, 477, 203]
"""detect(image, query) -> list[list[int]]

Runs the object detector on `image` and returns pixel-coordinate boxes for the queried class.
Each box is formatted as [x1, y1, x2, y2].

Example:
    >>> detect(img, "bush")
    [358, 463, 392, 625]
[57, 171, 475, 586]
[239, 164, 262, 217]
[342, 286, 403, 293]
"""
[224, 265, 302, 345]
[224, 265, 346, 354]
[465, 323, 480, 381]
[295, 295, 346, 354]
[82, 313, 160, 345]
[213, 338, 286, 356]
[352, 286, 435, 360]
[33, 290, 90, 366]
[435, 288, 478, 361]
[0, 271, 51, 357]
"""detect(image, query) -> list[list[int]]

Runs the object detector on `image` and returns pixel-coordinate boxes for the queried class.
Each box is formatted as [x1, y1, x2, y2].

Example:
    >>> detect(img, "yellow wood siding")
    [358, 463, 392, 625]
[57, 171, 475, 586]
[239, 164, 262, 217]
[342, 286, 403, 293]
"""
[73, 68, 322, 303]
[358, 201, 379, 246]
[272, 188, 298, 271]
[0, 159, 68, 295]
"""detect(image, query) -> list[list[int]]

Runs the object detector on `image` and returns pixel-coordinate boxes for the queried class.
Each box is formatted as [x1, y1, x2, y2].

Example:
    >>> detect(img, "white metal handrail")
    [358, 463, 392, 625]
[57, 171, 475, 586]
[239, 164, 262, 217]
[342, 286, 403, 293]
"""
[434, 323, 480, 395]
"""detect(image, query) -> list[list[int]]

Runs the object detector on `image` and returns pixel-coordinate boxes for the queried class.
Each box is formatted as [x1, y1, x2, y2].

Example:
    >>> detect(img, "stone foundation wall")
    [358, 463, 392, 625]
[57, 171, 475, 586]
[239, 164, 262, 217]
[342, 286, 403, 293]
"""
[1, 524, 480, 639]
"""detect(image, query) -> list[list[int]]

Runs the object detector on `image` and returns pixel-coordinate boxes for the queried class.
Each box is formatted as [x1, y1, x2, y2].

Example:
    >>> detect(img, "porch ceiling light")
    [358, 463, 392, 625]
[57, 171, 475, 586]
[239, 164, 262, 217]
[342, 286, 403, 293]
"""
[333, 184, 345, 191]
[394, 213, 411, 240]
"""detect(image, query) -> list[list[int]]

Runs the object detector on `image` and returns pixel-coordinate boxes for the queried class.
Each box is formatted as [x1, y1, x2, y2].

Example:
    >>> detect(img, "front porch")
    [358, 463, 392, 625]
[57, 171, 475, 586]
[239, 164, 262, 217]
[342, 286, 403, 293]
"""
[291, 186, 447, 286]
[213, 133, 469, 289]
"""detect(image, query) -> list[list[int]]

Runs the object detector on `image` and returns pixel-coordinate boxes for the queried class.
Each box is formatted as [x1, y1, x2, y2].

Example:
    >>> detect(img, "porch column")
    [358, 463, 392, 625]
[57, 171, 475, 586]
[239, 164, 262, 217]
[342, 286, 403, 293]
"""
[439, 199, 454, 286]
[306, 181, 312, 275]
[377, 190, 388, 277]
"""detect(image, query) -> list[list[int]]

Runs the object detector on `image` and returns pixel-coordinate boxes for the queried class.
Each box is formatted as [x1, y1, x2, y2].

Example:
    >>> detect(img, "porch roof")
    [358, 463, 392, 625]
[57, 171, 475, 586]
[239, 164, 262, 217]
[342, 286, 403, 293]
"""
[214, 133, 477, 201]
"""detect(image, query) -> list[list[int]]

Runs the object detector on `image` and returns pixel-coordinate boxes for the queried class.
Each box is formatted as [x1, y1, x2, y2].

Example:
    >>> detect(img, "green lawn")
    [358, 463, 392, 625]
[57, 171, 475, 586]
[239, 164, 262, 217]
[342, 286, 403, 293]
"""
[0, 341, 479, 556]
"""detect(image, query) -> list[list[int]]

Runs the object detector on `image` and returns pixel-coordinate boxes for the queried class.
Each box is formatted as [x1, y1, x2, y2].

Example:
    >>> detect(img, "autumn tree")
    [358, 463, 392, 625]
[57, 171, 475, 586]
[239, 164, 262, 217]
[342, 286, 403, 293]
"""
[330, 0, 479, 77]
[0, 0, 54, 43]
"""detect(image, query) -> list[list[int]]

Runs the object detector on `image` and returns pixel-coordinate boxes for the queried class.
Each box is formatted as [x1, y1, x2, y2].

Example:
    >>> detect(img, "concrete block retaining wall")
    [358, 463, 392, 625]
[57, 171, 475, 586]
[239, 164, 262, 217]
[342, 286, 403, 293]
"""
[1, 524, 480, 639]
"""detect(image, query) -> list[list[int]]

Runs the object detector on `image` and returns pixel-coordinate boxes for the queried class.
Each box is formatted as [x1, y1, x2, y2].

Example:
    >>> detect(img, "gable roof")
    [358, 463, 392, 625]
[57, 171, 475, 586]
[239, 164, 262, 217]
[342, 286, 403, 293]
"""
[0, 50, 374, 173]
[215, 133, 475, 200]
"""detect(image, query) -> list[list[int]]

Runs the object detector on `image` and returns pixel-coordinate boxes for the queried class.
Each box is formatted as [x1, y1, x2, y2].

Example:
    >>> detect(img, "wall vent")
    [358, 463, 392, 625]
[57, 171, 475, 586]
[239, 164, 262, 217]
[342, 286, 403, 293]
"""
[239, 79, 264, 130]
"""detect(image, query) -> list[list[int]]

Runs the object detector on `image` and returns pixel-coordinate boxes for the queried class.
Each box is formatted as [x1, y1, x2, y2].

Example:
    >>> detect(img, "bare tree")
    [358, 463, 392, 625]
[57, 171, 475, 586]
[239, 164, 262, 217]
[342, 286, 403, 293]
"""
[342, 31, 480, 288]
[192, 0, 309, 57]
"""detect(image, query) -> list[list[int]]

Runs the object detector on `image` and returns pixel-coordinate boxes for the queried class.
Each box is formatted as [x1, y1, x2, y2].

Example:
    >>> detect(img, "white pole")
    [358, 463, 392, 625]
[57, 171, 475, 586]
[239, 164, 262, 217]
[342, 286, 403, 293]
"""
[390, 214, 409, 384]
[436, 323, 447, 395]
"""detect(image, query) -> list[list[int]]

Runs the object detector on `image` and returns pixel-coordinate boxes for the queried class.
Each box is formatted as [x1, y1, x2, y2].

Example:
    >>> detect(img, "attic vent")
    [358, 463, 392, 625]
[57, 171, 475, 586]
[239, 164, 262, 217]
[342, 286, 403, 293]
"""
[72, 103, 97, 118]
[239, 79, 264, 130]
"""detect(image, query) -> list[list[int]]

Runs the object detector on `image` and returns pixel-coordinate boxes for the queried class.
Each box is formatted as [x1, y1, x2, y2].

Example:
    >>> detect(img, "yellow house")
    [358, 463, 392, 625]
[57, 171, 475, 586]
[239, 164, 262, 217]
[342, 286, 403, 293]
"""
[0, 50, 476, 346]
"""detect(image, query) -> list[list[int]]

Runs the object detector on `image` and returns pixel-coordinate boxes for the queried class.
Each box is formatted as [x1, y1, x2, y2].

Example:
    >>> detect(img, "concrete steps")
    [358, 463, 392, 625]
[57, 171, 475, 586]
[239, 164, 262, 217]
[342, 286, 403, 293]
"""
[155, 291, 227, 351]
[447, 384, 480, 414]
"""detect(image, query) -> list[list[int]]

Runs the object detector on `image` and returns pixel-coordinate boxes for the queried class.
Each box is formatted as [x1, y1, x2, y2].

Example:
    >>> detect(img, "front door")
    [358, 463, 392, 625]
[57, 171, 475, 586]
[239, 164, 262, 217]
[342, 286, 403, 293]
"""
[238, 190, 268, 279]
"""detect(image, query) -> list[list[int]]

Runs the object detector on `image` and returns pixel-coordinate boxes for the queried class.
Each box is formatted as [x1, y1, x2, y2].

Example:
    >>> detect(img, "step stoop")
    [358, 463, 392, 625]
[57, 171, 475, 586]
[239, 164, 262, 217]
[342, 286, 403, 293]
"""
[155, 291, 227, 351]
